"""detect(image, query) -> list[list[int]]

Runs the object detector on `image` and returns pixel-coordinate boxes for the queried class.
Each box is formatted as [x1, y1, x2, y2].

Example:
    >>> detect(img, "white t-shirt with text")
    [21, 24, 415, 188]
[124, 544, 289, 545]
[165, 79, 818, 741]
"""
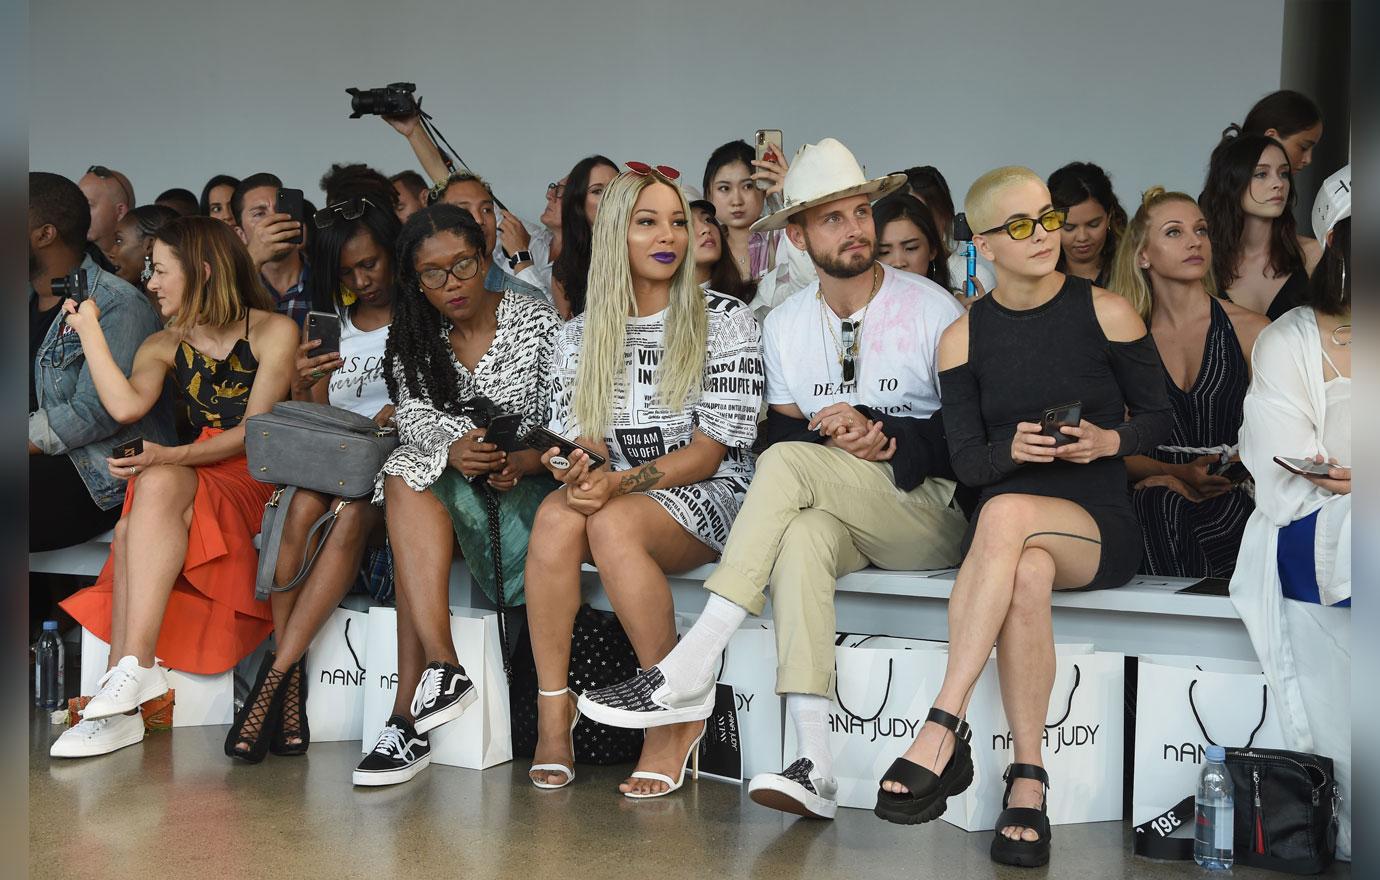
[328, 310, 392, 419]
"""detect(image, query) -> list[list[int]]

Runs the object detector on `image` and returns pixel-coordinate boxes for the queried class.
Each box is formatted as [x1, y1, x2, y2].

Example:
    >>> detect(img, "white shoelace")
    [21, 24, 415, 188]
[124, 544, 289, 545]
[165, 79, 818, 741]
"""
[411, 667, 443, 716]
[93, 666, 134, 700]
[373, 725, 407, 757]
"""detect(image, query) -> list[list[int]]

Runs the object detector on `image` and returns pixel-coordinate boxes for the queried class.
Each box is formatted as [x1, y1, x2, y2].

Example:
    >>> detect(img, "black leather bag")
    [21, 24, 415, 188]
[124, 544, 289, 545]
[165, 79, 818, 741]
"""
[1225, 747, 1340, 874]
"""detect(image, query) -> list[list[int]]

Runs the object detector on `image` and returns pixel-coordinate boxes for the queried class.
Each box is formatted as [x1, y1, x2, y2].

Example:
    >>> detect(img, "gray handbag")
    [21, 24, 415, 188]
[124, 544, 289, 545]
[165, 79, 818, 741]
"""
[245, 401, 398, 601]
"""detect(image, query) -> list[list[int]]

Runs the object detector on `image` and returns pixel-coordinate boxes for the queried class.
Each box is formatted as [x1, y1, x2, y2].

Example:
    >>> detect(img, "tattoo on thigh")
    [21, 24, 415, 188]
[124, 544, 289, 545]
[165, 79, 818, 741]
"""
[618, 463, 664, 495]
[1022, 530, 1102, 550]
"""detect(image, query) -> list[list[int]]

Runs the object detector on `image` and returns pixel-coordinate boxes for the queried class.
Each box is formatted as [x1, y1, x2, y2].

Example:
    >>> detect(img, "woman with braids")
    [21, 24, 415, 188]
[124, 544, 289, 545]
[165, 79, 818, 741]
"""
[523, 165, 762, 798]
[1110, 187, 1267, 578]
[352, 204, 561, 788]
[1200, 130, 1322, 321]
[1047, 161, 1127, 288]
[52, 217, 297, 760]
[221, 185, 405, 764]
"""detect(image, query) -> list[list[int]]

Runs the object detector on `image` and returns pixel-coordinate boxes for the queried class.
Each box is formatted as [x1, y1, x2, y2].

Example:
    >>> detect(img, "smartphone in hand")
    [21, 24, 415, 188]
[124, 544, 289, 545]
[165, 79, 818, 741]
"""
[523, 426, 608, 470]
[1040, 402, 1082, 447]
[754, 129, 783, 189]
[306, 311, 342, 358]
[1208, 459, 1250, 484]
[1274, 456, 1340, 476]
[276, 187, 306, 245]
[480, 413, 524, 452]
[112, 438, 144, 459]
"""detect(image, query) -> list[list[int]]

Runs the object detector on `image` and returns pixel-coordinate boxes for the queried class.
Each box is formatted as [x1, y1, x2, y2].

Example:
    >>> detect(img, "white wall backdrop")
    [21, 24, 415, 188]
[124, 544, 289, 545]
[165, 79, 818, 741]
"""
[30, 0, 1283, 223]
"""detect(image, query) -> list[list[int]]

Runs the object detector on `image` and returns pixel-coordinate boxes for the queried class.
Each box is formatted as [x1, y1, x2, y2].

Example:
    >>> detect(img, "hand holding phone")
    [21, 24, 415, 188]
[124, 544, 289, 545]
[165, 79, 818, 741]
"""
[306, 311, 342, 358]
[1040, 402, 1083, 447]
[1274, 456, 1341, 476]
[480, 413, 524, 452]
[112, 438, 144, 459]
[1207, 459, 1250, 484]
[754, 130, 784, 190]
[276, 188, 306, 245]
[524, 427, 607, 471]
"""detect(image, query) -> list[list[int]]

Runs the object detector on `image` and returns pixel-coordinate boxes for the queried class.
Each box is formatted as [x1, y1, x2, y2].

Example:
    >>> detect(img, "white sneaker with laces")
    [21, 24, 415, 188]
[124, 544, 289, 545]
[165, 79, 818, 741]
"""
[82, 655, 168, 720]
[50, 712, 145, 758]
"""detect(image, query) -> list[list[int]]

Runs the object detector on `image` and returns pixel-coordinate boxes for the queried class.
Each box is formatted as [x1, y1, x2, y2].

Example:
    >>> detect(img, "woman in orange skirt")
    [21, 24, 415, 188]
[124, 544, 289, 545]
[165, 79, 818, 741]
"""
[52, 217, 297, 761]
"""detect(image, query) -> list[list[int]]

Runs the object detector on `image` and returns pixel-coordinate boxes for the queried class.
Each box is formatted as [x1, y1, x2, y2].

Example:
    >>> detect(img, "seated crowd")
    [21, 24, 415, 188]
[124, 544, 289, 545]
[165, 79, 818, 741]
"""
[28, 87, 1351, 867]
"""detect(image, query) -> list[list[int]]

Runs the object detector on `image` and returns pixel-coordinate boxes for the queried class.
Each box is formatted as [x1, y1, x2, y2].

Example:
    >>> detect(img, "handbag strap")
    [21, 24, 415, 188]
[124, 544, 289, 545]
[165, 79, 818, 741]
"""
[479, 481, 510, 682]
[1133, 795, 1197, 860]
[255, 486, 351, 601]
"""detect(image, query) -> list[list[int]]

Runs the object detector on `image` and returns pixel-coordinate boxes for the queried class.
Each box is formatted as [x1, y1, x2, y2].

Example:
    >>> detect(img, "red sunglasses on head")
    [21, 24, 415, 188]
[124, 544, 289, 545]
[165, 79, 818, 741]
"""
[625, 161, 681, 181]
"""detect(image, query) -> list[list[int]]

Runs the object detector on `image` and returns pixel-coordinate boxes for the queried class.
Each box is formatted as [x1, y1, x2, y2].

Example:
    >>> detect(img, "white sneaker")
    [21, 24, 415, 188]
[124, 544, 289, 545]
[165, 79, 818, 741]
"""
[577, 666, 715, 729]
[748, 758, 839, 819]
[50, 712, 145, 758]
[82, 655, 168, 720]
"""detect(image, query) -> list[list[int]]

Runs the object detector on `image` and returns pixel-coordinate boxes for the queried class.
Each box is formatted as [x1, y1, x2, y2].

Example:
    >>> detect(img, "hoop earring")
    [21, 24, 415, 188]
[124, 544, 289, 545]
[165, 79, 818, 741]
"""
[141, 255, 153, 284]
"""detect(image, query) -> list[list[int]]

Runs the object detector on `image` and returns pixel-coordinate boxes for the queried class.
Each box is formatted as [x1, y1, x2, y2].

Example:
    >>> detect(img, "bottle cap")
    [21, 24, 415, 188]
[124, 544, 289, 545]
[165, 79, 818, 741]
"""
[1205, 745, 1226, 762]
[42, 620, 59, 632]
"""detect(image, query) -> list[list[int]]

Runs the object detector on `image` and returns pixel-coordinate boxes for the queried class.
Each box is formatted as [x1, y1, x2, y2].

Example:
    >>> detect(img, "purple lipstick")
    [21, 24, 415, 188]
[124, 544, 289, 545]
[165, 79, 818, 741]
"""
[652, 252, 677, 264]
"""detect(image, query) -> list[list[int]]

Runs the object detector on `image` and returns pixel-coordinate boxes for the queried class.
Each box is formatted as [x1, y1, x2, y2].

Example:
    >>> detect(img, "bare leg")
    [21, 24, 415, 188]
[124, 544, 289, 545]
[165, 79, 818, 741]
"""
[106, 519, 129, 667]
[267, 489, 331, 638]
[388, 574, 426, 721]
[384, 476, 457, 665]
[523, 489, 592, 786]
[120, 466, 199, 666]
[586, 496, 717, 796]
[883, 494, 1101, 795]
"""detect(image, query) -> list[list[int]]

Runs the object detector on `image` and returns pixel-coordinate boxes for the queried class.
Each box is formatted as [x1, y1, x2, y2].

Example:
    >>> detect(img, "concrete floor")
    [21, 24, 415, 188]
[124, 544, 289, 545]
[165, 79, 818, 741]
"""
[30, 716, 1351, 880]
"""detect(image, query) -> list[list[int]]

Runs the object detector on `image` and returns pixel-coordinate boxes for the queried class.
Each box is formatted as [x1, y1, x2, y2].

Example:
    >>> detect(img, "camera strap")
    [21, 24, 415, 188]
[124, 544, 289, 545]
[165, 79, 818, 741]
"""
[417, 101, 509, 213]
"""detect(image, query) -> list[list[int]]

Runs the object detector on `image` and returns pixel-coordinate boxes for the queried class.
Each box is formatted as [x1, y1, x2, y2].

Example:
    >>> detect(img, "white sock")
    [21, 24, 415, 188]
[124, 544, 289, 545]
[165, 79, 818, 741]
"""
[788, 693, 834, 780]
[655, 593, 747, 691]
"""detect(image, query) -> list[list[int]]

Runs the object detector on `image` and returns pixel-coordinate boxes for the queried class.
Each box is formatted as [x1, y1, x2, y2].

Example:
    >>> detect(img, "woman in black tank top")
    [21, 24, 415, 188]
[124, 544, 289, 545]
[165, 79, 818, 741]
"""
[872, 169, 1171, 868]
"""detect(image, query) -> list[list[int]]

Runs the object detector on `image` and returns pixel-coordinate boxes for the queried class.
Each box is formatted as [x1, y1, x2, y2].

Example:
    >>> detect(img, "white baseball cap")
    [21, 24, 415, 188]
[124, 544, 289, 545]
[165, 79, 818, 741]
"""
[1311, 164, 1350, 243]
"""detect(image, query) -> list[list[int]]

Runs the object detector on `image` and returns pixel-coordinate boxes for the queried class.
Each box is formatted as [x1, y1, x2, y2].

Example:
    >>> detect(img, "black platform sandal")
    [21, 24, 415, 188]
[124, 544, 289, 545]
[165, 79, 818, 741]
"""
[224, 652, 288, 764]
[990, 763, 1052, 868]
[873, 707, 974, 825]
[270, 655, 310, 757]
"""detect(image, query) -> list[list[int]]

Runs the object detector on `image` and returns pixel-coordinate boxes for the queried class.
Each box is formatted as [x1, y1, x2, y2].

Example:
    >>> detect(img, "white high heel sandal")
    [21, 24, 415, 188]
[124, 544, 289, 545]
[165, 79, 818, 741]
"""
[529, 688, 580, 790]
[623, 722, 706, 800]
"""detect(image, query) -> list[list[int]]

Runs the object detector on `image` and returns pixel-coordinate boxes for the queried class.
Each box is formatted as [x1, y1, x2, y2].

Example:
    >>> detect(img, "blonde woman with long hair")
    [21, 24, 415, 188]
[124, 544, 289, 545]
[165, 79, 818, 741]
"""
[522, 165, 763, 797]
[53, 217, 298, 760]
[1109, 187, 1267, 578]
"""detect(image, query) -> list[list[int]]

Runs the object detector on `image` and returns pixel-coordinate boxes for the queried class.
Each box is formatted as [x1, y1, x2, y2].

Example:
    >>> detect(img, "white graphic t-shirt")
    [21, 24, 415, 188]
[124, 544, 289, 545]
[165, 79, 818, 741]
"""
[762, 264, 964, 420]
[328, 310, 392, 419]
[549, 289, 763, 551]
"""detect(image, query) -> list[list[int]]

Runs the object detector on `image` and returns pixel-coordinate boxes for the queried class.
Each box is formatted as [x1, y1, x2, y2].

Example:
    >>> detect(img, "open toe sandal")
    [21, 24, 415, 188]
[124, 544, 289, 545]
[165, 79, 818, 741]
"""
[990, 763, 1051, 868]
[873, 707, 973, 825]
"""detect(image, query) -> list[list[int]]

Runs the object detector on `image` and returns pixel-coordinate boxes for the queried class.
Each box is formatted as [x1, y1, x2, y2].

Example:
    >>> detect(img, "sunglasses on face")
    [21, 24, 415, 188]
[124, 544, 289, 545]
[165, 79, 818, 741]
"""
[979, 208, 1067, 241]
[87, 165, 134, 206]
[314, 197, 378, 229]
[625, 161, 681, 181]
[419, 255, 482, 289]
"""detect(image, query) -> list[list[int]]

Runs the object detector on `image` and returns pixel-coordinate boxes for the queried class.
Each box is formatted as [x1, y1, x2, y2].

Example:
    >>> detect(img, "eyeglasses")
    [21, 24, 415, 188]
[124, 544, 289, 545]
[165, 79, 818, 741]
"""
[840, 320, 858, 384]
[546, 182, 566, 200]
[979, 208, 1067, 241]
[418, 256, 482, 289]
[625, 161, 681, 181]
[86, 165, 134, 206]
[314, 197, 378, 229]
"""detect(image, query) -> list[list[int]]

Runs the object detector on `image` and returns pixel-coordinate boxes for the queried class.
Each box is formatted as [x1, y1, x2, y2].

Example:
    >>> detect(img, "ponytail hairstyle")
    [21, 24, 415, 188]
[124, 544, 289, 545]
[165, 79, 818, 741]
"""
[552, 155, 618, 317]
[1306, 216, 1349, 317]
[872, 192, 952, 290]
[383, 205, 490, 414]
[1110, 187, 1216, 323]
[572, 171, 706, 439]
[1047, 161, 1128, 279]
[1199, 128, 1303, 291]
[155, 216, 273, 329]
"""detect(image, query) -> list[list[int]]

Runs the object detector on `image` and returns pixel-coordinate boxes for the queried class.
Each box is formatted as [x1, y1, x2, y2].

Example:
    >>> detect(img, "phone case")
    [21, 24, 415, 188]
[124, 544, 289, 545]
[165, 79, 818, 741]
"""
[523, 428, 607, 469]
[1040, 402, 1082, 447]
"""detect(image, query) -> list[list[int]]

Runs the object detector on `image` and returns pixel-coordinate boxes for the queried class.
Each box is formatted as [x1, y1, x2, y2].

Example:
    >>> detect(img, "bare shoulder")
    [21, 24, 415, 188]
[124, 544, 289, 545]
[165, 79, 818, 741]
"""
[937, 311, 970, 370]
[140, 327, 183, 363]
[1091, 285, 1148, 342]
[1219, 298, 1270, 362]
[249, 309, 300, 345]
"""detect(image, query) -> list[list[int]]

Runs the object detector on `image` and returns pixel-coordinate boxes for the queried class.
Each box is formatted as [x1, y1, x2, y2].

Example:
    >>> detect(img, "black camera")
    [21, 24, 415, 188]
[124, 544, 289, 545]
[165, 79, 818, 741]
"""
[347, 82, 419, 119]
[51, 268, 89, 303]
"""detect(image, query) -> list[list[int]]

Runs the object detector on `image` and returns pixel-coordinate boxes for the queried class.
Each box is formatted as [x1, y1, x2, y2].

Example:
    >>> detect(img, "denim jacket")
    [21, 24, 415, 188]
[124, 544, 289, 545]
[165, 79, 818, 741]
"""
[484, 261, 546, 304]
[29, 257, 175, 510]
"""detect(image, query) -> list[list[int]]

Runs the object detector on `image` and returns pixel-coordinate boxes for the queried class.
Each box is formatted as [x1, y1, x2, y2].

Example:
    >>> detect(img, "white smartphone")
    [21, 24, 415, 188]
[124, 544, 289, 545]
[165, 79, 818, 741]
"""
[754, 129, 783, 191]
[1273, 456, 1341, 476]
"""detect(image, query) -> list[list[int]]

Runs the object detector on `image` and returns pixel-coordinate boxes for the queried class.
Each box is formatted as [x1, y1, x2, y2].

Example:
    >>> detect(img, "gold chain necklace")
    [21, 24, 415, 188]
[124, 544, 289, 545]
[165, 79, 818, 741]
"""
[818, 263, 881, 371]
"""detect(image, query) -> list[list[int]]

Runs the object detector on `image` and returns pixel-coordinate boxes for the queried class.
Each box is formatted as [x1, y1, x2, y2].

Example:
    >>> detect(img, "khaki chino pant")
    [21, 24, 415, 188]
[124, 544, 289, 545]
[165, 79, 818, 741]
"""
[705, 442, 968, 695]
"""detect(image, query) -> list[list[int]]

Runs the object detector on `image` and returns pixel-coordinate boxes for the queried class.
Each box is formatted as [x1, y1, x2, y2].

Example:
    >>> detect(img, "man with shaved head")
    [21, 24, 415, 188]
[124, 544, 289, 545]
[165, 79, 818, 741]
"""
[78, 165, 136, 254]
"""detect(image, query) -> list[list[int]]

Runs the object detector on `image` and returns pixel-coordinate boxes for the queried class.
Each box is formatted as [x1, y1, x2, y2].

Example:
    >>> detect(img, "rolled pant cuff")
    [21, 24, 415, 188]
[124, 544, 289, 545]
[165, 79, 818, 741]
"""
[704, 563, 767, 616]
[776, 664, 834, 697]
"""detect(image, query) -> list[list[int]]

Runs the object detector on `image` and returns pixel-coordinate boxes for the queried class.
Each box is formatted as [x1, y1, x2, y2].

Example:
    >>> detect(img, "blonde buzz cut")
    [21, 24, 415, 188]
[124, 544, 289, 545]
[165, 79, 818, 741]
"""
[964, 166, 1046, 235]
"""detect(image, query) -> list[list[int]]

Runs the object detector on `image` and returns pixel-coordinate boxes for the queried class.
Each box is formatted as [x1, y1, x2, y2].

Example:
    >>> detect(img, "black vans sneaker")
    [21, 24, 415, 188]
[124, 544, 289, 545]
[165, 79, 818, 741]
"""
[354, 715, 431, 787]
[410, 661, 477, 735]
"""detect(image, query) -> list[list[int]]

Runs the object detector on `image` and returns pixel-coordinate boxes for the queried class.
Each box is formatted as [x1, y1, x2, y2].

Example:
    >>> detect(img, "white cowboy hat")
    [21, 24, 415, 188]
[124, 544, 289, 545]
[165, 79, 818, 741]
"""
[751, 137, 908, 232]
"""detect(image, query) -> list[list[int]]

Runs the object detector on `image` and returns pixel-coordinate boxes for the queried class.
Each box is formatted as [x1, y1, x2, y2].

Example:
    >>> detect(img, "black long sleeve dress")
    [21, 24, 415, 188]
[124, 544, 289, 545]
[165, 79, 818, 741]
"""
[938, 275, 1173, 590]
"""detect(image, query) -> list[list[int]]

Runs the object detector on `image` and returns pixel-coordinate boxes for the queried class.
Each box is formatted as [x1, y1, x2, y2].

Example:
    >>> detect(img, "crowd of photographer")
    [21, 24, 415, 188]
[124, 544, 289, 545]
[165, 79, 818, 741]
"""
[28, 83, 1351, 866]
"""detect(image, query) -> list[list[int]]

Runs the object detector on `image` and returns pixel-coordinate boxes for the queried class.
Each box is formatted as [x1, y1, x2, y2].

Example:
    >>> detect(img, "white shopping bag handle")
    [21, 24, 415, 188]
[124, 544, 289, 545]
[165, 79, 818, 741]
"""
[1044, 663, 1080, 729]
[834, 658, 893, 723]
[1188, 679, 1268, 747]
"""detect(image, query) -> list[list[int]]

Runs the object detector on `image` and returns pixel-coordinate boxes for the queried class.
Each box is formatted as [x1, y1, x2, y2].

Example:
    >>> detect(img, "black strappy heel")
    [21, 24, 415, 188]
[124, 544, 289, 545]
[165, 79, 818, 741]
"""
[873, 707, 974, 825]
[990, 763, 1052, 868]
[270, 655, 310, 757]
[224, 652, 287, 764]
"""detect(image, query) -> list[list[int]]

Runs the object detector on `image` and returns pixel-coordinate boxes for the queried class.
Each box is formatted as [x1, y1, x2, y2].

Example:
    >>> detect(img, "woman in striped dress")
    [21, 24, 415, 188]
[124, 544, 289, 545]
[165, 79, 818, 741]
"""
[1110, 188, 1268, 577]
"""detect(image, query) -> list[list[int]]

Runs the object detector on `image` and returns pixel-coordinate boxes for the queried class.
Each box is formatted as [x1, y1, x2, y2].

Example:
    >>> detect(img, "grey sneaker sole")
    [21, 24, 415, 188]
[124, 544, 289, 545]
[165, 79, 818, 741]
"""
[748, 773, 838, 820]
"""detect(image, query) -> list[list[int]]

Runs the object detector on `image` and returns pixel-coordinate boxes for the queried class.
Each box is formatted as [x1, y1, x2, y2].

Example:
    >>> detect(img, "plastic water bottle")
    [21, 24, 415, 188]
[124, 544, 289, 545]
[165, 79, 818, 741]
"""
[1195, 745, 1235, 870]
[34, 621, 65, 710]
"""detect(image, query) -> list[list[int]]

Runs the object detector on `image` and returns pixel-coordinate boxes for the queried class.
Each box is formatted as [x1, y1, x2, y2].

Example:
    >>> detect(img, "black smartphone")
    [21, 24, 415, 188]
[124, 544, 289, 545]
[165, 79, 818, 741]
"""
[1208, 460, 1250, 484]
[276, 187, 306, 245]
[480, 413, 524, 452]
[1040, 401, 1082, 447]
[112, 437, 143, 459]
[523, 426, 608, 470]
[306, 310, 342, 357]
[1177, 577, 1230, 597]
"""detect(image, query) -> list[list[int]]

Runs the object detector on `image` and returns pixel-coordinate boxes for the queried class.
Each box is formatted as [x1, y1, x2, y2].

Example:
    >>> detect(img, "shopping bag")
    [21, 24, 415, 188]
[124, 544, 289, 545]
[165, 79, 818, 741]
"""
[1131, 654, 1287, 859]
[784, 634, 948, 809]
[677, 618, 783, 783]
[80, 628, 233, 728]
[361, 606, 512, 769]
[303, 606, 369, 742]
[945, 645, 1126, 831]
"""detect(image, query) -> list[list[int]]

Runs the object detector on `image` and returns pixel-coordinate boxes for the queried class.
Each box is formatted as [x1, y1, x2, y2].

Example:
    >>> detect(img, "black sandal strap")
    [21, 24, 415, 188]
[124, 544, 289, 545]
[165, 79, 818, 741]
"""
[879, 757, 937, 793]
[1003, 763, 1049, 787]
[995, 806, 1050, 835]
[925, 707, 971, 741]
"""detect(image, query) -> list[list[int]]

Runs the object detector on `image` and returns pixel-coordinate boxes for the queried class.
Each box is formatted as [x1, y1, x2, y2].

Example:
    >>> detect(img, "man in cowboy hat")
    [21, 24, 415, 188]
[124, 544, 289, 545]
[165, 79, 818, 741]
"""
[578, 138, 969, 818]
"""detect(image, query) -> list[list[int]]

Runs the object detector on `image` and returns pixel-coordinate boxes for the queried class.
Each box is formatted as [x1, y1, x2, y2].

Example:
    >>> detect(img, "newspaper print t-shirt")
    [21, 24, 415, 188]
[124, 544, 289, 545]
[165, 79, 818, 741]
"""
[549, 289, 763, 552]
[762, 263, 964, 420]
[327, 309, 391, 419]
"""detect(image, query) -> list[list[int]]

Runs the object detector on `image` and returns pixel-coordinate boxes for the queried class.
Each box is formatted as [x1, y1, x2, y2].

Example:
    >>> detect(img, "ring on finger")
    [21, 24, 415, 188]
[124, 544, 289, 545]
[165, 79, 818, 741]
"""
[310, 369, 325, 380]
